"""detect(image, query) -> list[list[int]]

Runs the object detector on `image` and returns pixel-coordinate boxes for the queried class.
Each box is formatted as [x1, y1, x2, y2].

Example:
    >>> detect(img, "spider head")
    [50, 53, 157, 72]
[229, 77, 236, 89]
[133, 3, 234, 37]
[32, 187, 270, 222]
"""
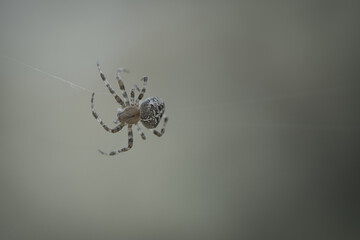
[139, 97, 165, 129]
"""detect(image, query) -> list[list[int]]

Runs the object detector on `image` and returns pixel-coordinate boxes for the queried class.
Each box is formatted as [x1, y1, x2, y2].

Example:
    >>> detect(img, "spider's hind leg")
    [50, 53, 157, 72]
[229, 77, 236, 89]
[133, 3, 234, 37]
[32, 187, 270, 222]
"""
[152, 114, 168, 137]
[135, 123, 146, 140]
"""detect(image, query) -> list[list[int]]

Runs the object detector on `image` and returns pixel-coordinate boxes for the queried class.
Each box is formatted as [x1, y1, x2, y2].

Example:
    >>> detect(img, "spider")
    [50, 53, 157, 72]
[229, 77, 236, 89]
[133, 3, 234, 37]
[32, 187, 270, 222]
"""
[91, 62, 168, 155]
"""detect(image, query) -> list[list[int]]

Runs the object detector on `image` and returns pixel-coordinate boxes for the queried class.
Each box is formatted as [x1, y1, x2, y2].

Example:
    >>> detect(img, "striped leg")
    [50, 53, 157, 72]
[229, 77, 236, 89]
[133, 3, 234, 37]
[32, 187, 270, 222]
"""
[135, 76, 148, 106]
[133, 84, 141, 92]
[99, 125, 134, 155]
[135, 123, 146, 140]
[116, 68, 130, 106]
[97, 62, 125, 108]
[130, 85, 135, 106]
[132, 84, 141, 105]
[91, 92, 125, 133]
[152, 114, 168, 137]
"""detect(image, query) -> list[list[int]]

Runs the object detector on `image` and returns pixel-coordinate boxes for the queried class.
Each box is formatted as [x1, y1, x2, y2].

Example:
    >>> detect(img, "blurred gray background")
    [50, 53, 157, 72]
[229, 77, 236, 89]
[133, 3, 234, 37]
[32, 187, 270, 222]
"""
[0, 0, 359, 239]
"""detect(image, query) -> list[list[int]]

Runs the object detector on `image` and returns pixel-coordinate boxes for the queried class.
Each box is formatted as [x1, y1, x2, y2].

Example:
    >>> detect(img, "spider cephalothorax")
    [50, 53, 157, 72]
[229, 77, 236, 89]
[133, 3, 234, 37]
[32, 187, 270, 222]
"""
[91, 63, 168, 155]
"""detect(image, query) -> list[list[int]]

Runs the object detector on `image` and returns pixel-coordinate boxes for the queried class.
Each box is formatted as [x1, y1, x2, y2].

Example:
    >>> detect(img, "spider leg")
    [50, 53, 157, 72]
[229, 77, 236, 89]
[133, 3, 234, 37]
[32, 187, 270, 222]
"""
[132, 84, 141, 105]
[135, 76, 148, 106]
[99, 125, 134, 155]
[116, 68, 130, 106]
[135, 123, 146, 140]
[152, 114, 168, 137]
[91, 92, 125, 133]
[133, 84, 141, 92]
[97, 62, 126, 108]
[130, 85, 135, 106]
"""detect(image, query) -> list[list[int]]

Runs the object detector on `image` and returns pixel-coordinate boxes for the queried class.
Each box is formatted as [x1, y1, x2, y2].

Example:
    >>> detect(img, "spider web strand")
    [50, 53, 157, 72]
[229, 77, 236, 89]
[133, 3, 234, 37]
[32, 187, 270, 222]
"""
[1, 54, 109, 94]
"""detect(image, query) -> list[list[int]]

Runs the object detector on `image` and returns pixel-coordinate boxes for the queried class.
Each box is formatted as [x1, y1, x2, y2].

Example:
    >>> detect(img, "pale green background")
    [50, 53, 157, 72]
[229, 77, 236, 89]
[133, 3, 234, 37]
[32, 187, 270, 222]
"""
[0, 1, 359, 239]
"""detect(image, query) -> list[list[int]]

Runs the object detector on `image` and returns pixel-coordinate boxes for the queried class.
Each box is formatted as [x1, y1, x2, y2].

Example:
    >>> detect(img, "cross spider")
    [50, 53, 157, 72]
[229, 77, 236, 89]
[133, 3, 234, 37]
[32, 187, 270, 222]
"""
[91, 62, 168, 155]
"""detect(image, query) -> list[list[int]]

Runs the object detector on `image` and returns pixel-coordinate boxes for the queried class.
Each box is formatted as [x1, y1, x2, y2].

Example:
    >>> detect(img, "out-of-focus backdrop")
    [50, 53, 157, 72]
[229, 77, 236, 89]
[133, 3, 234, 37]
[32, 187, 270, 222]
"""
[0, 1, 359, 239]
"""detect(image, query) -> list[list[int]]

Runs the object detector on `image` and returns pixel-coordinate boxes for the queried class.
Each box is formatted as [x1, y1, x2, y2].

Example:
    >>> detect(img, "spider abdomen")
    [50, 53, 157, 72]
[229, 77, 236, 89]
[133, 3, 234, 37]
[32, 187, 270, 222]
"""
[140, 97, 165, 129]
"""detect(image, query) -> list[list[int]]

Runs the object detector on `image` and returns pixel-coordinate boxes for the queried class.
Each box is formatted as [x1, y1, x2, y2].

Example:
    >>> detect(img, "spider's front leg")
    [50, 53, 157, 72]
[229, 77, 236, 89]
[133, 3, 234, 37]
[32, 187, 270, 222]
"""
[91, 92, 125, 133]
[116, 68, 131, 106]
[97, 62, 126, 108]
[99, 125, 134, 155]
